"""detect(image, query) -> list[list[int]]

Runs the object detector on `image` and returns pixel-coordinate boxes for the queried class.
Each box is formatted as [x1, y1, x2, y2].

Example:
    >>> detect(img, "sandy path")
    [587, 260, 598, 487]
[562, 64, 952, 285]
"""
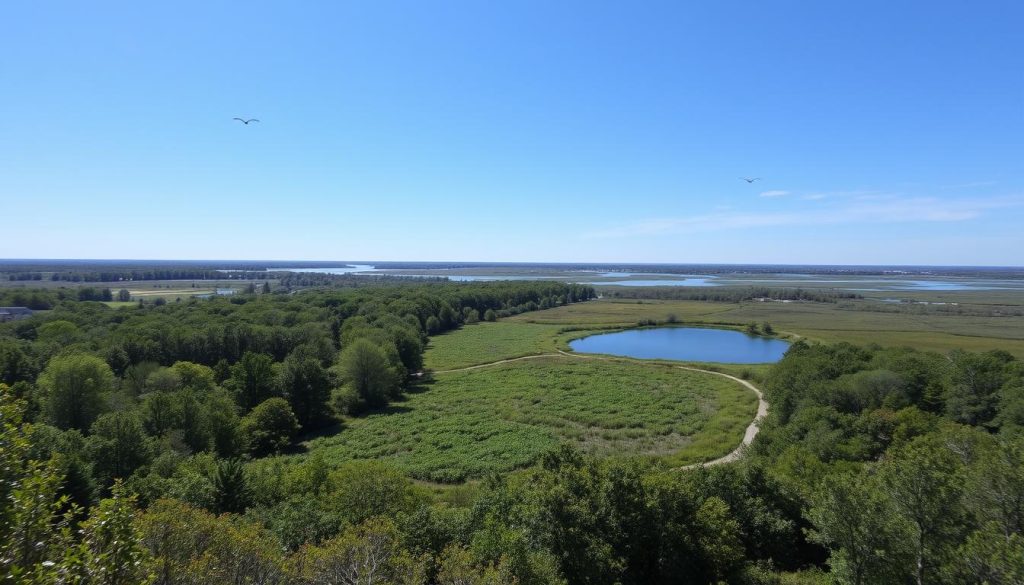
[432, 351, 769, 468]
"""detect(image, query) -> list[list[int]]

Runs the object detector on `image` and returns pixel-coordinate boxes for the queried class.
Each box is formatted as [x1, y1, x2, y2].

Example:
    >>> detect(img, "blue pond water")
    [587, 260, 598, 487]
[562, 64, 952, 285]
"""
[569, 327, 791, 363]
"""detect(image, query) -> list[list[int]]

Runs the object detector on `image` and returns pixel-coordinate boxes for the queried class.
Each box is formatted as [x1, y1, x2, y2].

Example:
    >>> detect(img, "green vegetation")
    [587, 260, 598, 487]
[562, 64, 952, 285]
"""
[301, 357, 756, 481]
[425, 322, 569, 370]
[512, 298, 1024, 357]
[5, 270, 1024, 584]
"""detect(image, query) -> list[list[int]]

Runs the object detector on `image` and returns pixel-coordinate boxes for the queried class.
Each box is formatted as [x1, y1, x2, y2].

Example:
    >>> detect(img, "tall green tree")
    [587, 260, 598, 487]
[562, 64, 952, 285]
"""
[280, 353, 332, 430]
[88, 411, 153, 486]
[228, 352, 280, 411]
[880, 435, 966, 585]
[808, 472, 912, 585]
[338, 338, 399, 408]
[37, 353, 113, 431]
[239, 397, 299, 456]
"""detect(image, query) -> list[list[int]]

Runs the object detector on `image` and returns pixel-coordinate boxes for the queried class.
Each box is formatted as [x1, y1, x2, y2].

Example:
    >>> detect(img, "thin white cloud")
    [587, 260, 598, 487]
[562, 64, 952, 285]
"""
[803, 194, 827, 200]
[759, 190, 789, 198]
[582, 195, 1023, 239]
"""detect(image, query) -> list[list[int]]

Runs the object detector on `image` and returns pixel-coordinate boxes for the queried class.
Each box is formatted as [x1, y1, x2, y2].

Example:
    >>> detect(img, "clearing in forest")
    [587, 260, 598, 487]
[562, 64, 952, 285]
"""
[302, 356, 756, 482]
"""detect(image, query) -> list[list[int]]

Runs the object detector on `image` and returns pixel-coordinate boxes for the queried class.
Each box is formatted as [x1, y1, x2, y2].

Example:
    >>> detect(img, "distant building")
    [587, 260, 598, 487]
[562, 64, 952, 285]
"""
[0, 307, 33, 322]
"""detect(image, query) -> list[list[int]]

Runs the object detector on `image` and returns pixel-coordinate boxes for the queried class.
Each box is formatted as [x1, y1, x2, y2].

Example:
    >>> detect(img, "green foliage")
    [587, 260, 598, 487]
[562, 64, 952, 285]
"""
[426, 315, 441, 335]
[213, 458, 251, 514]
[239, 397, 299, 456]
[1, 386, 153, 583]
[303, 357, 753, 481]
[423, 322, 568, 371]
[63, 481, 155, 585]
[338, 337, 399, 409]
[330, 384, 362, 416]
[11, 280, 1024, 583]
[138, 498, 284, 585]
[469, 447, 747, 584]
[281, 352, 333, 430]
[88, 410, 154, 486]
[36, 319, 82, 346]
[37, 353, 114, 431]
[325, 460, 423, 526]
[169, 361, 216, 392]
[808, 471, 912, 584]
[228, 352, 280, 412]
[290, 517, 427, 585]
[945, 349, 1015, 426]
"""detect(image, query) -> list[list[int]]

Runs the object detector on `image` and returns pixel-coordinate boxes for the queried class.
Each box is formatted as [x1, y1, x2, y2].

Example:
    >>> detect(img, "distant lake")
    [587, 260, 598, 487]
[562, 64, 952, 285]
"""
[569, 327, 791, 363]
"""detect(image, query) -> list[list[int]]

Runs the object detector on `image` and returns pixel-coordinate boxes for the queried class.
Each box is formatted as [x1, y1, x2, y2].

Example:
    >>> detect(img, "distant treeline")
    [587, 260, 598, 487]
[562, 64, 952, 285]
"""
[602, 286, 861, 303]
[5, 269, 276, 282]
[276, 272, 445, 288]
[4, 259, 1023, 279]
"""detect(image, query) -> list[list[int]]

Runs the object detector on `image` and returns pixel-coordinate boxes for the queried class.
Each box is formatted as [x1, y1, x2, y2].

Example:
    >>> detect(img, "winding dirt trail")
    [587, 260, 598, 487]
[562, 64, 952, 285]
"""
[432, 351, 768, 469]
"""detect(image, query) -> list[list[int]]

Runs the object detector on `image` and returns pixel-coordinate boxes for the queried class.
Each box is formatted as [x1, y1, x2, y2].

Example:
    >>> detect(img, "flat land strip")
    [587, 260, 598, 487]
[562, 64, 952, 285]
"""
[509, 299, 1024, 357]
[424, 322, 613, 370]
[302, 357, 756, 482]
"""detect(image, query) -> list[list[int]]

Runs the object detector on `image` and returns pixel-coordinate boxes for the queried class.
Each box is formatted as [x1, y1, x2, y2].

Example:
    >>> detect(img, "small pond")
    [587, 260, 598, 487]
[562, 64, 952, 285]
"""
[569, 327, 790, 363]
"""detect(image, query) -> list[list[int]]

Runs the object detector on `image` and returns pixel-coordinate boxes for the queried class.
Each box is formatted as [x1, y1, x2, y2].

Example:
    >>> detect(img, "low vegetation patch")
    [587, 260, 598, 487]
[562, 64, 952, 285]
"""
[302, 357, 756, 482]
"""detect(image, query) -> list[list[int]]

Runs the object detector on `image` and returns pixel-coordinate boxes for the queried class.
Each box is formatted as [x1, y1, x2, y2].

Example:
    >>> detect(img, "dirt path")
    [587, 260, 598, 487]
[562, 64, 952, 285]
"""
[432, 351, 769, 468]
[672, 367, 767, 470]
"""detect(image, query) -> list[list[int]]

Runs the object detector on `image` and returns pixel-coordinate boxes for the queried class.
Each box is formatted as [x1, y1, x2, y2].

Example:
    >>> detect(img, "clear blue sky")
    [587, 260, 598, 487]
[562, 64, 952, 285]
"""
[2, 1, 1022, 265]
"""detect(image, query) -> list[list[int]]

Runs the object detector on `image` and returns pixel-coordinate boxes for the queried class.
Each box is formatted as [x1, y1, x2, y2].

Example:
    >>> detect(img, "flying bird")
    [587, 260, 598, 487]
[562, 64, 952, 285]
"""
[233, 118, 260, 125]
[741, 177, 761, 183]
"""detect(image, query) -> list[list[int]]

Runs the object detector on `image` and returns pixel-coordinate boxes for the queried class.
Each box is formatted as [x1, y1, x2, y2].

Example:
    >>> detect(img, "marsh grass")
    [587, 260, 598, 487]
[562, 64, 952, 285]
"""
[301, 357, 755, 482]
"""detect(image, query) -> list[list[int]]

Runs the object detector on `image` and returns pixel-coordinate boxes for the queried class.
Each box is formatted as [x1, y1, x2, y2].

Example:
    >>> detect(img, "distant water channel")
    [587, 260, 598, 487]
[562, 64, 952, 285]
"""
[569, 327, 791, 363]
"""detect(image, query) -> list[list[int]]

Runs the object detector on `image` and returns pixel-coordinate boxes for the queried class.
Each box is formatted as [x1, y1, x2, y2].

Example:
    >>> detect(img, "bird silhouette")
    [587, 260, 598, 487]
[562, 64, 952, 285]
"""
[741, 177, 761, 183]
[233, 118, 260, 125]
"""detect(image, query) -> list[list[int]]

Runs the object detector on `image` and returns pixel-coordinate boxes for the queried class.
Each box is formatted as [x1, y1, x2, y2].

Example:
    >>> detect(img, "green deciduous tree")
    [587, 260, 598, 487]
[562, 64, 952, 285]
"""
[88, 410, 154, 486]
[281, 353, 332, 430]
[808, 472, 912, 585]
[338, 338, 399, 409]
[880, 435, 966, 585]
[239, 397, 299, 456]
[229, 352, 280, 412]
[38, 353, 113, 431]
[289, 517, 426, 585]
[170, 361, 217, 393]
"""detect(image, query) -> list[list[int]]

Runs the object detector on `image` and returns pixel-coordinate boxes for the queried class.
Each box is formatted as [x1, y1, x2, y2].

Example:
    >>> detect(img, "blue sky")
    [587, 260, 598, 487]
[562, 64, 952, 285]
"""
[2, 1, 1022, 265]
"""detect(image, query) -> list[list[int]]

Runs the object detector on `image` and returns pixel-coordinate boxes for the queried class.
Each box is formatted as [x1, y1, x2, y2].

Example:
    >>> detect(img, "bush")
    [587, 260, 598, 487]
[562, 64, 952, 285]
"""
[331, 385, 364, 416]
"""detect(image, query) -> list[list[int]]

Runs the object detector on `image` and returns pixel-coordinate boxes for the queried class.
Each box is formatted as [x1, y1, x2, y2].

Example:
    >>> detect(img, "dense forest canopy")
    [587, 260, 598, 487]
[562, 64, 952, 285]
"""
[2, 279, 1023, 584]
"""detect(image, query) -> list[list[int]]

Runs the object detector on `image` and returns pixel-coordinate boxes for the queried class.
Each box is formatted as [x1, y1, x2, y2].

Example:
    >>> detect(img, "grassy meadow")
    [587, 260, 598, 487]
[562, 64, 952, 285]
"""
[301, 357, 755, 482]
[292, 291, 1023, 484]
[423, 322, 568, 370]
[510, 298, 1024, 357]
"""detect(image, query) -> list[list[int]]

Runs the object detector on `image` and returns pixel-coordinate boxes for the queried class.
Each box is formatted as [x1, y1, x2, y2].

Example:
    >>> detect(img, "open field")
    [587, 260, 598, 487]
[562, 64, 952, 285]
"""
[0, 278, 258, 301]
[424, 322, 615, 370]
[509, 298, 1024, 357]
[301, 357, 756, 482]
